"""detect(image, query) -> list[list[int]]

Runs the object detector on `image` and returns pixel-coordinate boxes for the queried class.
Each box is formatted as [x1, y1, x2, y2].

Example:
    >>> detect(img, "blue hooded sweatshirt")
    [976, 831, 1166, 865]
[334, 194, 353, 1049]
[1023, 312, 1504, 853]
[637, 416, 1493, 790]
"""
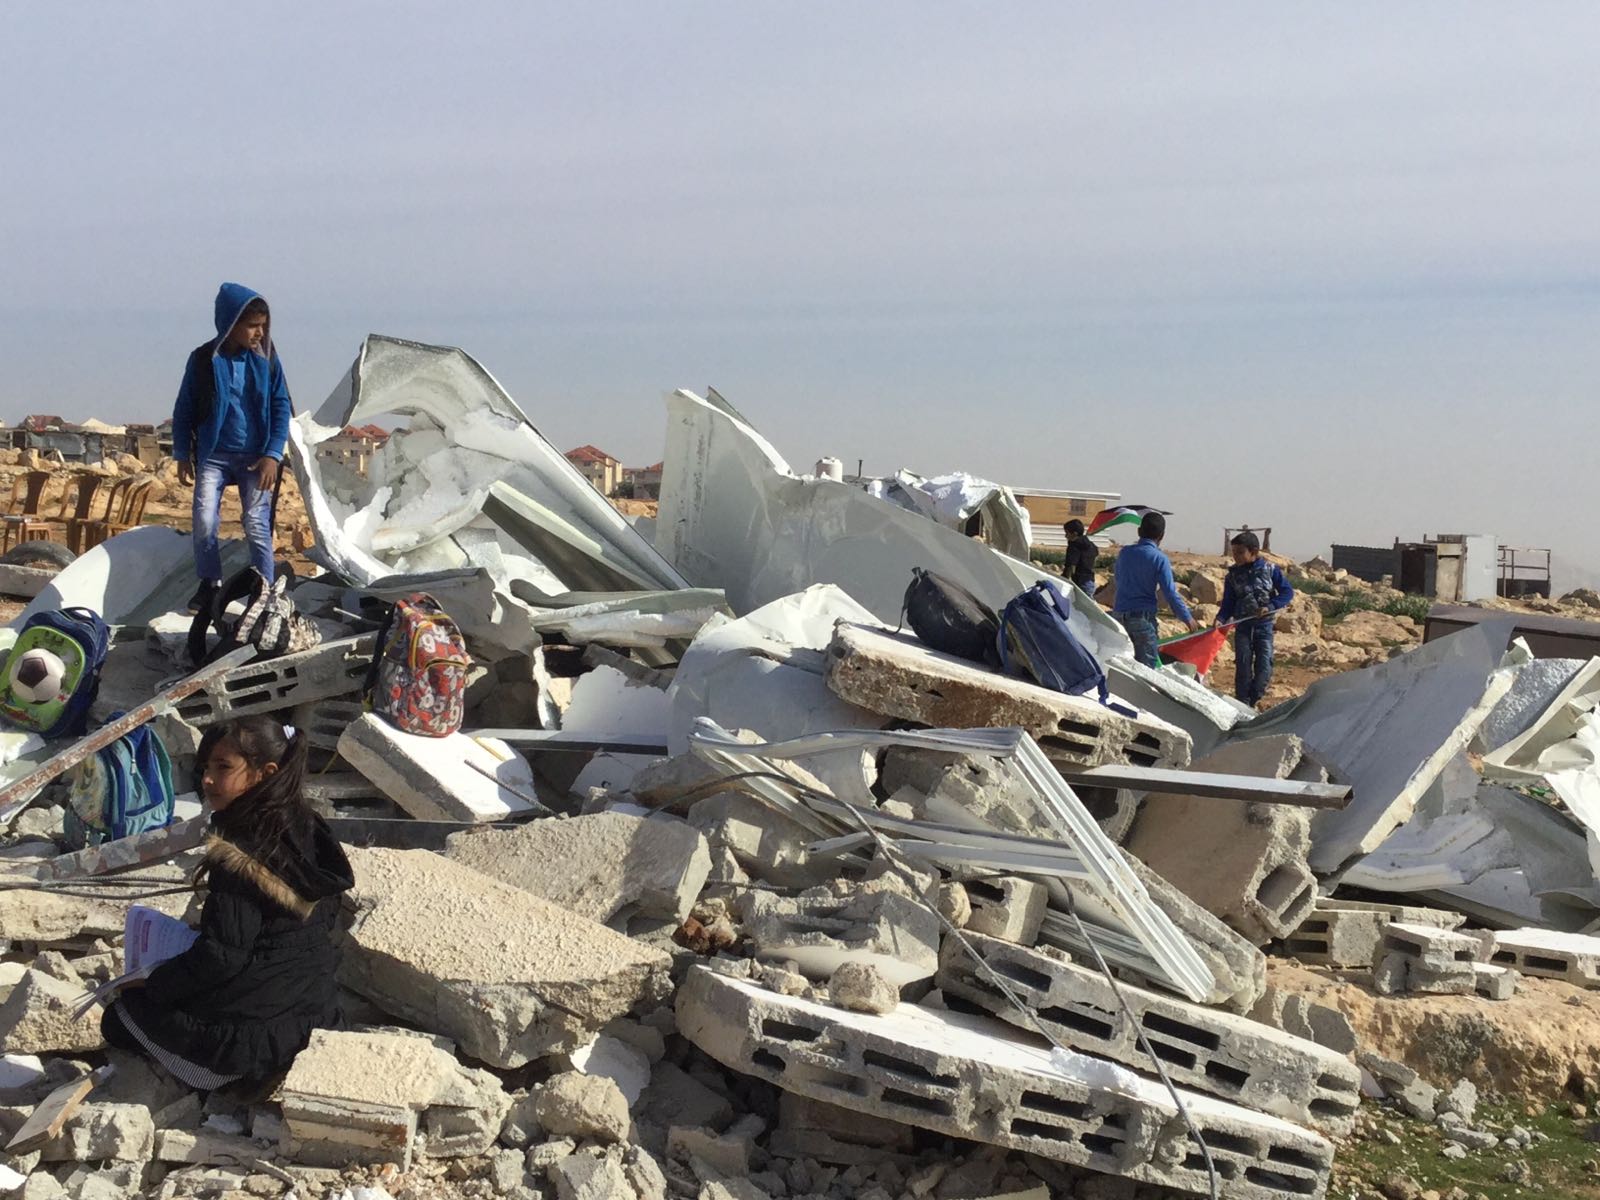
[172, 283, 292, 466]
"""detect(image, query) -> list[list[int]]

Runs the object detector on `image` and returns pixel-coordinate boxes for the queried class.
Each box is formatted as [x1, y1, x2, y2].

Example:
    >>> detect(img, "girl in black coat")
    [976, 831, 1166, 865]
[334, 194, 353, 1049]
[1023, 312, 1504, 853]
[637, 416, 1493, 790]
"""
[101, 716, 354, 1089]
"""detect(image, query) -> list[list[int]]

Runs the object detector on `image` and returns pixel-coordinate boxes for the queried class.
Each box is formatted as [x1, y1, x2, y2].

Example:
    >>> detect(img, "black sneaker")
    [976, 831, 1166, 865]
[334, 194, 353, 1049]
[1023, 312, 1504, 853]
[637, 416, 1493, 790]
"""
[187, 580, 219, 614]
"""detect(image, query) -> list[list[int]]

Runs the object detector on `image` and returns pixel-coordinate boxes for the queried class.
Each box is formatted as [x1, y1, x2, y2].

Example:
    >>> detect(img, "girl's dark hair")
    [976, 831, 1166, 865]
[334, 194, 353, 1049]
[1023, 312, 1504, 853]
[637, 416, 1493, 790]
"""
[196, 716, 312, 862]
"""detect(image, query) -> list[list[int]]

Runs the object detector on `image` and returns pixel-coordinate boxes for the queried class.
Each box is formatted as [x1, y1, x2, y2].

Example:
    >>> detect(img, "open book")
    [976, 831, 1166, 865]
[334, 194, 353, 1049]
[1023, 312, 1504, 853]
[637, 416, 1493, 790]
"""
[74, 906, 198, 1019]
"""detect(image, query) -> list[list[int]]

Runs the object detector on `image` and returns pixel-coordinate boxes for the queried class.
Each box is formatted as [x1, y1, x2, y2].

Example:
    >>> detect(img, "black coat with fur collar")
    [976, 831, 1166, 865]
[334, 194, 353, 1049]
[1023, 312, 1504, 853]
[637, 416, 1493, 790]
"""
[117, 813, 354, 1082]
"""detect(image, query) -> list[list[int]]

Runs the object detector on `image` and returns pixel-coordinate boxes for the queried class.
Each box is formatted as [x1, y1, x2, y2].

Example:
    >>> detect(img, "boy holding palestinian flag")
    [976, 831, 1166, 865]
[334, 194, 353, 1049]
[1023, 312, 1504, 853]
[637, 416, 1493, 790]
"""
[1218, 530, 1295, 707]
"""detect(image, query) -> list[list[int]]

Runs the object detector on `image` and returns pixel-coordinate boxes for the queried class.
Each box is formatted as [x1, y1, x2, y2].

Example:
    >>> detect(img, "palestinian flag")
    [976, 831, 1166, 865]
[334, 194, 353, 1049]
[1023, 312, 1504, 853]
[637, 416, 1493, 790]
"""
[1086, 505, 1170, 537]
[1159, 626, 1228, 675]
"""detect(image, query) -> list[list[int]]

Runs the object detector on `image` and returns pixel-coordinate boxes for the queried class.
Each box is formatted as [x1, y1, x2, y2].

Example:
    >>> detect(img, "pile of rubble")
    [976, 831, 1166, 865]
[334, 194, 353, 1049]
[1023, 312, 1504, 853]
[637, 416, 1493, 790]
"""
[2, 334, 1600, 1200]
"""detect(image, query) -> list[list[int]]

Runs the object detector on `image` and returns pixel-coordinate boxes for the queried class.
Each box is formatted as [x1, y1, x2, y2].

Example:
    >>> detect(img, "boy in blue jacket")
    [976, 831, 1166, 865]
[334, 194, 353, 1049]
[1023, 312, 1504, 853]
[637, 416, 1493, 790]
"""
[1112, 512, 1199, 668]
[1217, 531, 1294, 707]
[172, 283, 292, 612]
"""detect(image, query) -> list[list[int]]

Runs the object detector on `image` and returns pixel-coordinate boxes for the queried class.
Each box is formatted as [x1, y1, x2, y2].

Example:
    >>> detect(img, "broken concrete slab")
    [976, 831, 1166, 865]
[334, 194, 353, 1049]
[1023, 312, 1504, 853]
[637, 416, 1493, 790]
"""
[1247, 622, 1529, 873]
[960, 876, 1047, 946]
[1279, 898, 1467, 967]
[444, 811, 710, 925]
[170, 634, 375, 727]
[825, 623, 1189, 770]
[1377, 922, 1492, 971]
[1486, 927, 1600, 987]
[535, 1072, 631, 1145]
[340, 848, 673, 1067]
[1473, 961, 1519, 1000]
[676, 967, 1332, 1200]
[937, 933, 1359, 1135]
[338, 714, 540, 823]
[276, 1029, 510, 1169]
[1123, 734, 1318, 946]
[39, 1103, 154, 1162]
[736, 884, 939, 989]
[767, 1093, 915, 1165]
[1357, 1053, 1438, 1121]
[0, 971, 104, 1054]
[635, 1063, 734, 1135]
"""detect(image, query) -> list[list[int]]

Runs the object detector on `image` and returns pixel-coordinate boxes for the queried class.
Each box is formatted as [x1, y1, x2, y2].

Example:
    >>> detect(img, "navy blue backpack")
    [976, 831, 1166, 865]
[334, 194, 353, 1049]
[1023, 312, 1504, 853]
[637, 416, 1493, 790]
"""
[996, 579, 1112, 703]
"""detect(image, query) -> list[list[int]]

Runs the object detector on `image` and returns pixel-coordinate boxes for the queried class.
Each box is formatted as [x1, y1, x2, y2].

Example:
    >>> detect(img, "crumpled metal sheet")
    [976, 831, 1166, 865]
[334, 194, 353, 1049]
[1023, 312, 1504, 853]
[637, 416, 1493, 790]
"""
[656, 389, 1132, 663]
[864, 469, 1033, 560]
[289, 334, 687, 598]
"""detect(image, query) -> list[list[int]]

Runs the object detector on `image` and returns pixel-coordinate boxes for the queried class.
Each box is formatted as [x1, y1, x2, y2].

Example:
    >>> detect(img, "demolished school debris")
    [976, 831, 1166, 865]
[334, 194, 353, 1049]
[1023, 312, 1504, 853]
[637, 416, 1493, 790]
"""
[3, 332, 1600, 1199]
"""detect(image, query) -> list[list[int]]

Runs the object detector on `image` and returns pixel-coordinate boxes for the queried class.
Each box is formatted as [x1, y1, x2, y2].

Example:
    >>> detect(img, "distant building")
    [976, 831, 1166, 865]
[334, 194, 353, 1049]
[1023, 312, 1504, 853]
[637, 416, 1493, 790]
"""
[317, 425, 390, 476]
[567, 444, 624, 496]
[1008, 486, 1123, 548]
[622, 462, 664, 500]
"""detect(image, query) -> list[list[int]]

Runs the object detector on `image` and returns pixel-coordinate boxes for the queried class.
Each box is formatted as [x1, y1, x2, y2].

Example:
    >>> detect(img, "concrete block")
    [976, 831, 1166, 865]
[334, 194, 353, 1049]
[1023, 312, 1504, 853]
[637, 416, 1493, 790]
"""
[938, 933, 1359, 1135]
[677, 967, 1333, 1200]
[1474, 961, 1519, 1000]
[338, 713, 541, 823]
[340, 849, 673, 1068]
[768, 1093, 915, 1164]
[666, 1125, 750, 1179]
[961, 877, 1047, 946]
[293, 696, 367, 751]
[40, 1103, 155, 1162]
[548, 1150, 633, 1200]
[1357, 1053, 1437, 1121]
[0, 971, 105, 1054]
[1279, 899, 1465, 967]
[1487, 928, 1600, 987]
[824, 623, 1191, 769]
[737, 883, 940, 988]
[1123, 735, 1318, 946]
[277, 1029, 510, 1168]
[170, 634, 375, 726]
[445, 811, 710, 925]
[152, 1128, 270, 1165]
[1378, 922, 1490, 971]
[688, 792, 830, 890]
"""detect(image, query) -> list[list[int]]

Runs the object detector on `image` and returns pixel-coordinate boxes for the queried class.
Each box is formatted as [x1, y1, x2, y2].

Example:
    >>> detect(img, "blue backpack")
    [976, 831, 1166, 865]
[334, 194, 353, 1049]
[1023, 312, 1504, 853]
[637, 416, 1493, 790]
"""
[63, 723, 177, 849]
[997, 579, 1112, 703]
[0, 607, 112, 740]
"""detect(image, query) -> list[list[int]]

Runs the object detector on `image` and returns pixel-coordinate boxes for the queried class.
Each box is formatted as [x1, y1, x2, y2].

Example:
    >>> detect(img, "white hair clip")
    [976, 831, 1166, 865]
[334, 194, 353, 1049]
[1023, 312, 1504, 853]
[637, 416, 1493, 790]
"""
[282, 724, 296, 739]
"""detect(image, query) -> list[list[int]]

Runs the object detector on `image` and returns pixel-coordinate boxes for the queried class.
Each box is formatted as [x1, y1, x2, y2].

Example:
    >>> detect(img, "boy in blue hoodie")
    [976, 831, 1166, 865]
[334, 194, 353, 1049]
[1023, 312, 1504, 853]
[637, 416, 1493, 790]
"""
[1217, 531, 1295, 707]
[172, 283, 292, 612]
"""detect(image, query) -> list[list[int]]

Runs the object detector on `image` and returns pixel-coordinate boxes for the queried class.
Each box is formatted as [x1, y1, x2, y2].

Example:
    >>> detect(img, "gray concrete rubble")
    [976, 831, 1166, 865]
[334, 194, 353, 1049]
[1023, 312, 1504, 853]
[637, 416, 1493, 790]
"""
[338, 713, 543, 823]
[1487, 927, 1600, 987]
[169, 634, 375, 727]
[444, 810, 710, 925]
[0, 970, 105, 1054]
[676, 967, 1333, 1200]
[736, 882, 940, 988]
[936, 933, 1359, 1136]
[339, 847, 673, 1066]
[1123, 734, 1319, 946]
[1280, 897, 1466, 967]
[960, 876, 1048, 945]
[276, 1029, 511, 1169]
[824, 622, 1191, 770]
[767, 1094, 915, 1164]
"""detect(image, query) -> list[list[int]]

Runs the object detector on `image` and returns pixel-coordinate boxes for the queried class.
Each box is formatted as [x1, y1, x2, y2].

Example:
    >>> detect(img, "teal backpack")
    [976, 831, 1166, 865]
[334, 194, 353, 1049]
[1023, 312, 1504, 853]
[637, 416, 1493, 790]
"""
[62, 723, 177, 849]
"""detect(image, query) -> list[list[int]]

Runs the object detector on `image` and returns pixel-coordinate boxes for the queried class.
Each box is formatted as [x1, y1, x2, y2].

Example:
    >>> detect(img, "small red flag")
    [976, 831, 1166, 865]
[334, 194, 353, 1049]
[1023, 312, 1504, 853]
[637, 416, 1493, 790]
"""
[1159, 626, 1229, 675]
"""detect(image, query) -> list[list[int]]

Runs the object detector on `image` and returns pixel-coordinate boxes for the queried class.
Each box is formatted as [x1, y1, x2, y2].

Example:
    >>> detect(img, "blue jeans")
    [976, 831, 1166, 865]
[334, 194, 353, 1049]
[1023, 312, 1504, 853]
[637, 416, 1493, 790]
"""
[1235, 618, 1275, 706]
[193, 453, 275, 584]
[1117, 610, 1160, 668]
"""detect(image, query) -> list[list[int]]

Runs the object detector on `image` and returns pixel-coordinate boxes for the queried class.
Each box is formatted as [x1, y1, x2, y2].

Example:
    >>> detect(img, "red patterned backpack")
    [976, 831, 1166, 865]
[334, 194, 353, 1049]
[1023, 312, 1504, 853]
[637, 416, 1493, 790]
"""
[364, 594, 472, 737]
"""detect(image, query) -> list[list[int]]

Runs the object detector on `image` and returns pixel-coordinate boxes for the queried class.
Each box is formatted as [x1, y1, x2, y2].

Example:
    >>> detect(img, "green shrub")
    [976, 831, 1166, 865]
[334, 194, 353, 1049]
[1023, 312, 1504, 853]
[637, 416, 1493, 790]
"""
[1288, 574, 1337, 596]
[1383, 594, 1433, 623]
[1031, 546, 1066, 567]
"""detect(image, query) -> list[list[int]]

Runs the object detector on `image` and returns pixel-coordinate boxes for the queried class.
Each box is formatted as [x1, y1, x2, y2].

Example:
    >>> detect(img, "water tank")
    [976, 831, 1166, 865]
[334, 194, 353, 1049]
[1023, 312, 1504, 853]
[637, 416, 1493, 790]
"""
[815, 456, 844, 482]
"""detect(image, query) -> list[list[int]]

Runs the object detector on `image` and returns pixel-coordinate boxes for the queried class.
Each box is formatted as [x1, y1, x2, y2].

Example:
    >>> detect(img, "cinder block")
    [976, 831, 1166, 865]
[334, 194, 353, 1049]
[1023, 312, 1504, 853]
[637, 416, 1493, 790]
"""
[676, 967, 1333, 1200]
[938, 933, 1359, 1136]
[1487, 928, 1600, 988]
[1123, 736, 1317, 946]
[171, 634, 375, 726]
[1473, 961, 1519, 1001]
[736, 884, 940, 988]
[1378, 923, 1491, 971]
[768, 1093, 916, 1164]
[824, 623, 1191, 769]
[961, 876, 1048, 946]
[1280, 899, 1465, 967]
[294, 696, 367, 751]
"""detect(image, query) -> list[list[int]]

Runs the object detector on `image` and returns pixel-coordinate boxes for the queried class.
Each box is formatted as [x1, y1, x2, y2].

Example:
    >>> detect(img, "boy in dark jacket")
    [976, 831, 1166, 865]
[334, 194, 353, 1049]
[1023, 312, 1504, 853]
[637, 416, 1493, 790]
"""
[1062, 519, 1098, 597]
[172, 283, 292, 613]
[101, 717, 352, 1089]
[1218, 531, 1295, 707]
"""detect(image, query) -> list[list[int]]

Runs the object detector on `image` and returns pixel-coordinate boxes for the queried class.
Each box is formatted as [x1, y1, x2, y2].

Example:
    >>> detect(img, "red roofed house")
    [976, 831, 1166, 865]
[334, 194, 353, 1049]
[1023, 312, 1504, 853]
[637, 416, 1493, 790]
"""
[622, 461, 664, 501]
[566, 445, 623, 496]
[317, 424, 391, 476]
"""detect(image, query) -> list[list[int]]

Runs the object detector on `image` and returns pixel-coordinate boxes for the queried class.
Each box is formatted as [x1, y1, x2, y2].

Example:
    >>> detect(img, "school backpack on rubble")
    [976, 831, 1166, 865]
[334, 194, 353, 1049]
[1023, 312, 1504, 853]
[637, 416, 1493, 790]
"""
[901, 567, 1003, 667]
[363, 593, 471, 737]
[0, 607, 111, 739]
[63, 723, 176, 849]
[996, 579, 1112, 703]
[188, 567, 322, 667]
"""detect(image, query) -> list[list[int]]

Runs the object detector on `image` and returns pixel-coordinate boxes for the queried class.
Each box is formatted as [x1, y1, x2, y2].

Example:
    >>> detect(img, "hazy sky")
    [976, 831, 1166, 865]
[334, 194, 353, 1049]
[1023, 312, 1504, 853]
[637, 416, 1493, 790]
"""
[3, 5, 1597, 577]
